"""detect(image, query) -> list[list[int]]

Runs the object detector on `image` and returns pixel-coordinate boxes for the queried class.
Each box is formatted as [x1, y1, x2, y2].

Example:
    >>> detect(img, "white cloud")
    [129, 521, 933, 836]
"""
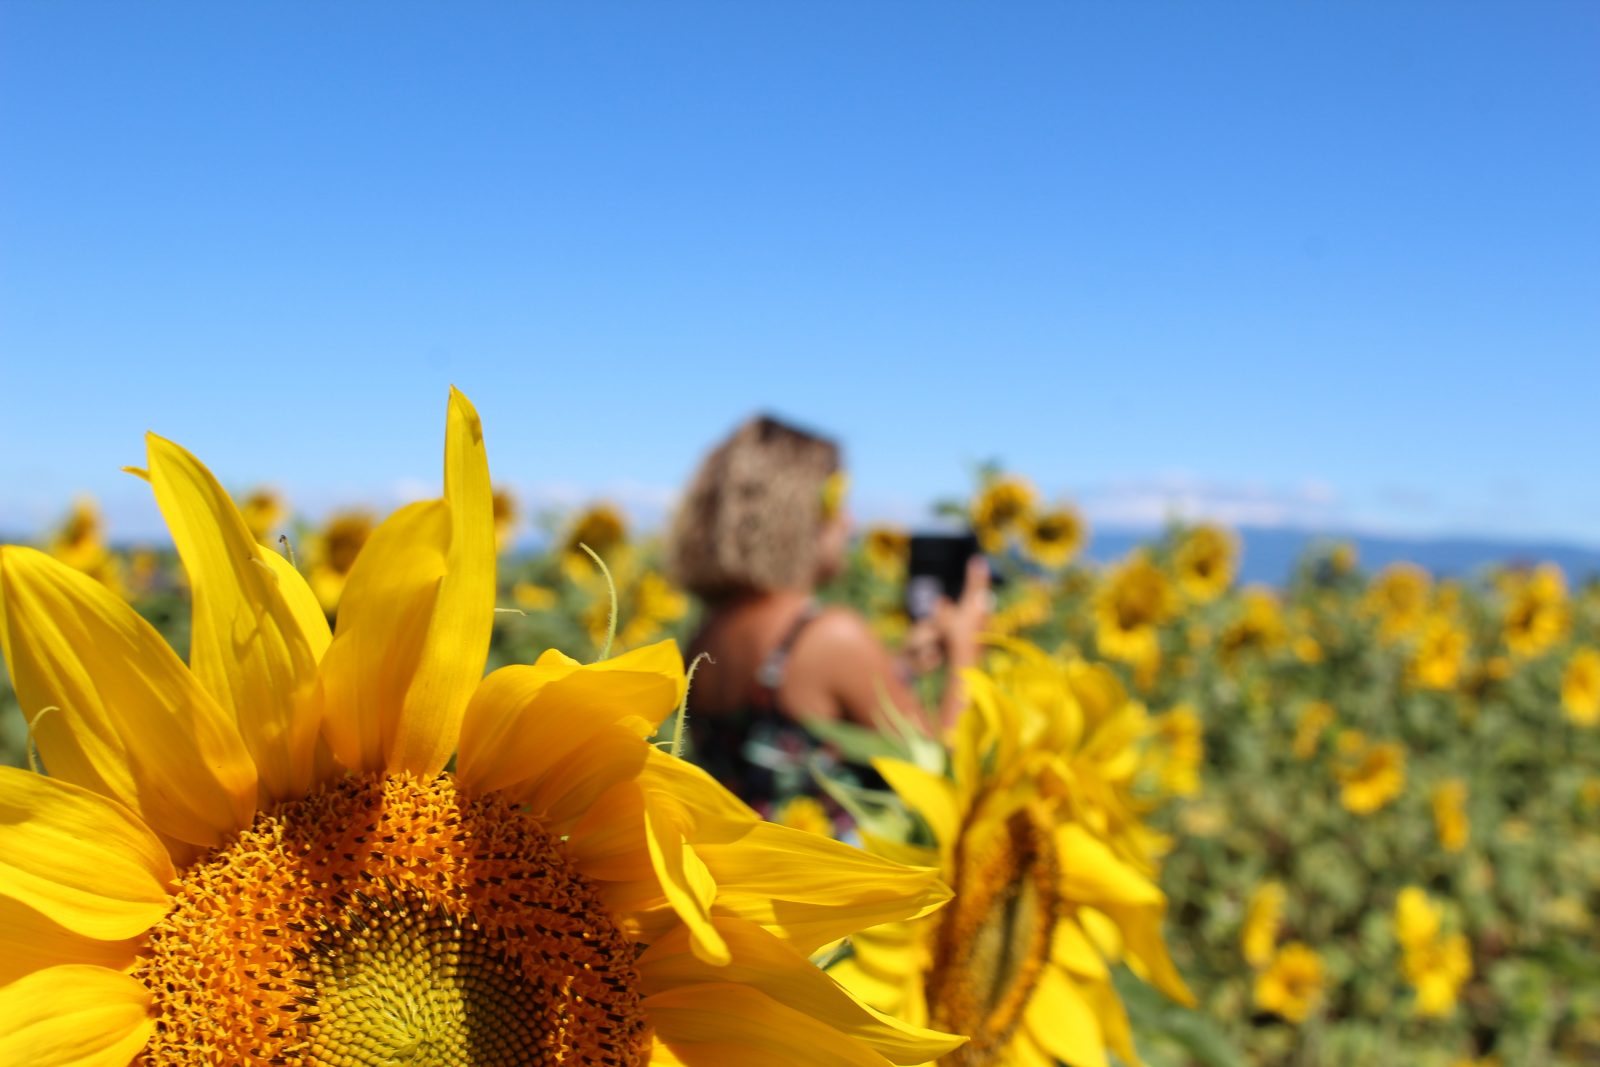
[1077, 474, 1347, 531]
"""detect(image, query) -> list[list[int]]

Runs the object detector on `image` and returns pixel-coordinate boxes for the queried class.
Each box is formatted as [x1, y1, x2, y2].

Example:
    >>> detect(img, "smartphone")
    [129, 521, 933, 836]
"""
[906, 532, 984, 620]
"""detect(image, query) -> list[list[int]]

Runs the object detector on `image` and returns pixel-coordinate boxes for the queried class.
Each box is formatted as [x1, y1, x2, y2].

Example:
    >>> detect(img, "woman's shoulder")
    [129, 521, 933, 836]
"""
[791, 604, 882, 662]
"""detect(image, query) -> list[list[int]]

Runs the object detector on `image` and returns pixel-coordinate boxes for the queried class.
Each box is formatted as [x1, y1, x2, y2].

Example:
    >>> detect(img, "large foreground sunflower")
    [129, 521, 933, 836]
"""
[0, 389, 962, 1067]
[830, 641, 1192, 1067]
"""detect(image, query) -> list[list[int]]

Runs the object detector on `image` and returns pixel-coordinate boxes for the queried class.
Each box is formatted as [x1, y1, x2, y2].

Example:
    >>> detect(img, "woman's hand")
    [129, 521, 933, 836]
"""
[931, 555, 991, 669]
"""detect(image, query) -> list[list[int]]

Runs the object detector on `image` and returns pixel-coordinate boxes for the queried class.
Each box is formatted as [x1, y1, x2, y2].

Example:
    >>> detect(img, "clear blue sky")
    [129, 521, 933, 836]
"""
[2, 3, 1597, 545]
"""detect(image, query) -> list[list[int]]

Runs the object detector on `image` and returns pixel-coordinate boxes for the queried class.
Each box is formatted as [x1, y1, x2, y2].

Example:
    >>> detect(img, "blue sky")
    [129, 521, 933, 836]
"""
[2, 3, 1597, 546]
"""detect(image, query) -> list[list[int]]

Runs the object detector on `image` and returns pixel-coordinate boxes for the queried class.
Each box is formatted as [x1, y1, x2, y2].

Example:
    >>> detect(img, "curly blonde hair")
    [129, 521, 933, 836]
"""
[668, 415, 842, 603]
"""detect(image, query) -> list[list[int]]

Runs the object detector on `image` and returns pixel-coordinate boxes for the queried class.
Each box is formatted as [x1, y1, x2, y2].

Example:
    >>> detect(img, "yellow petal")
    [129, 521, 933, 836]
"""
[0, 964, 154, 1067]
[639, 915, 965, 1065]
[0, 547, 258, 848]
[1050, 916, 1109, 980]
[0, 896, 141, 988]
[872, 758, 961, 852]
[1054, 824, 1163, 908]
[644, 804, 729, 966]
[456, 640, 684, 799]
[695, 820, 951, 956]
[388, 386, 496, 777]
[317, 499, 450, 774]
[0, 768, 172, 941]
[318, 389, 495, 778]
[640, 750, 952, 956]
[146, 434, 328, 804]
[564, 780, 654, 884]
[1024, 965, 1108, 1067]
[645, 982, 897, 1067]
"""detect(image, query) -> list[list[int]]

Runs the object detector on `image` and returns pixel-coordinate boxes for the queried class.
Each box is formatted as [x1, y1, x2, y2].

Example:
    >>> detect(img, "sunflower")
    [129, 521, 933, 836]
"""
[1093, 551, 1178, 674]
[1499, 563, 1569, 659]
[1395, 888, 1472, 1017]
[862, 526, 911, 578]
[1431, 779, 1470, 853]
[1241, 881, 1285, 969]
[1253, 942, 1324, 1023]
[831, 641, 1191, 1067]
[970, 477, 1035, 553]
[1173, 524, 1235, 603]
[1410, 612, 1469, 691]
[491, 485, 520, 552]
[1291, 701, 1336, 760]
[0, 390, 963, 1067]
[307, 508, 377, 614]
[46, 495, 122, 593]
[564, 503, 629, 561]
[1364, 563, 1431, 643]
[1561, 646, 1600, 727]
[1021, 506, 1086, 570]
[1333, 731, 1407, 815]
[1216, 586, 1286, 663]
[1147, 704, 1204, 798]
[239, 486, 288, 543]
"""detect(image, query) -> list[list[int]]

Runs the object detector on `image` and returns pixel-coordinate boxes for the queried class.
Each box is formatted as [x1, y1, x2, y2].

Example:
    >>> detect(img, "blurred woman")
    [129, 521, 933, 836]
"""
[668, 414, 987, 817]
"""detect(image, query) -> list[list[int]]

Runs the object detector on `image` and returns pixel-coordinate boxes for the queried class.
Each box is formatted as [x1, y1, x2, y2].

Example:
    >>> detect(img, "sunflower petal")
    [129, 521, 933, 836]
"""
[0, 896, 142, 988]
[456, 640, 684, 800]
[872, 758, 960, 851]
[0, 964, 154, 1067]
[318, 390, 495, 778]
[1024, 964, 1109, 1067]
[640, 751, 952, 955]
[317, 499, 449, 775]
[146, 433, 327, 803]
[645, 982, 899, 1067]
[0, 547, 257, 848]
[644, 804, 729, 966]
[639, 915, 965, 1065]
[695, 821, 950, 956]
[387, 386, 495, 777]
[0, 768, 172, 941]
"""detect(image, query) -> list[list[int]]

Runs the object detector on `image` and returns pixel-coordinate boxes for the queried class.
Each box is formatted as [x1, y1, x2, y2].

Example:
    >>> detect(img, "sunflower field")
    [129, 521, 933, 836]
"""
[3, 450, 1597, 1067]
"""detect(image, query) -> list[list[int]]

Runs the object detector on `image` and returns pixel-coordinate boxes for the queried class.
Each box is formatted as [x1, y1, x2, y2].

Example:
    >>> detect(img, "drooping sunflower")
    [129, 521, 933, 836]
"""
[1173, 524, 1235, 603]
[970, 476, 1036, 554]
[0, 390, 963, 1067]
[1021, 506, 1086, 570]
[830, 641, 1192, 1067]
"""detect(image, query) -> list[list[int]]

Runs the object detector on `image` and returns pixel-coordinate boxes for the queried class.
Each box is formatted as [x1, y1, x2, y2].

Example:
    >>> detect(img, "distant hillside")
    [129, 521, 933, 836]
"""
[1084, 526, 1600, 586]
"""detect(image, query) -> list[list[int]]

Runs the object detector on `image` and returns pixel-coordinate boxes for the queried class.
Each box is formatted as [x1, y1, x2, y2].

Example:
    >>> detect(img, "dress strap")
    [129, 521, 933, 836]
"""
[753, 600, 824, 698]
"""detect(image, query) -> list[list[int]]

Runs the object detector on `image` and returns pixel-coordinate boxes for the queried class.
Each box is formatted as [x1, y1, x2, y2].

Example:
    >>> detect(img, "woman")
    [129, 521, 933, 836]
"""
[667, 414, 988, 817]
